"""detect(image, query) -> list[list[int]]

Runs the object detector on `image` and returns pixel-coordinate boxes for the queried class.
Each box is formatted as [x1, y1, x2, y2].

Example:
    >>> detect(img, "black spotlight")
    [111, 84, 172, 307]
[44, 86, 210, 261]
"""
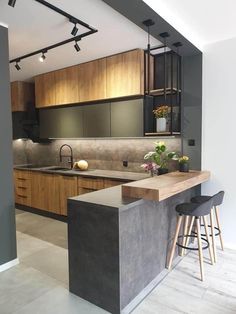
[74, 41, 81, 52]
[15, 61, 21, 71]
[8, 0, 16, 7]
[39, 52, 46, 62]
[71, 23, 78, 36]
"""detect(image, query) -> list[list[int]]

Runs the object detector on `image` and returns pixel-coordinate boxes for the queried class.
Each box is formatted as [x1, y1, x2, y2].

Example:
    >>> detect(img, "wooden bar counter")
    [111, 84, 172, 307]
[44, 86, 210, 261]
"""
[122, 170, 210, 201]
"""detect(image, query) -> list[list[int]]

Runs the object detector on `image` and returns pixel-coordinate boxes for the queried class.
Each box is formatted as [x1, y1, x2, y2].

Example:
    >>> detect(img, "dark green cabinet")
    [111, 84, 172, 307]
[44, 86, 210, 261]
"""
[111, 99, 143, 137]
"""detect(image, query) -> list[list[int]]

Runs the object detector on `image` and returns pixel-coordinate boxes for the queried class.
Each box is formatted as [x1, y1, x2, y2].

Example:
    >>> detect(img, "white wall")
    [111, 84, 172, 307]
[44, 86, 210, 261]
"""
[202, 37, 236, 249]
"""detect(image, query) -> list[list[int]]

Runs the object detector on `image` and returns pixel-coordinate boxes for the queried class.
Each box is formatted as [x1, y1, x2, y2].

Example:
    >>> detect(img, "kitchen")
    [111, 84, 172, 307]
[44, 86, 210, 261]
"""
[1, 1, 233, 314]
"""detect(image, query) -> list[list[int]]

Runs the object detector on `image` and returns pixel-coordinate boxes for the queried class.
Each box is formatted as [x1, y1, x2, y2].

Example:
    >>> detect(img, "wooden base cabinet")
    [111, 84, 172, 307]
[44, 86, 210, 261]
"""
[14, 170, 131, 217]
[59, 176, 78, 216]
[14, 170, 31, 206]
[31, 172, 60, 214]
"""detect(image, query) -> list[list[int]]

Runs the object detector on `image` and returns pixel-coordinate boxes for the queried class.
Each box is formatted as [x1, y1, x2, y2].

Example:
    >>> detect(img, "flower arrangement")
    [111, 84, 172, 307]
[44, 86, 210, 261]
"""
[178, 155, 190, 172]
[179, 156, 189, 164]
[141, 141, 178, 175]
[153, 105, 170, 119]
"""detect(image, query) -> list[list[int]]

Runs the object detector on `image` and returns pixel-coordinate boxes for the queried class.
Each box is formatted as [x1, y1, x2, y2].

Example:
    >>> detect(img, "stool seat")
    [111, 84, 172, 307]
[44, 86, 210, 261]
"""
[192, 191, 224, 207]
[191, 195, 211, 204]
[176, 202, 199, 215]
[176, 198, 213, 217]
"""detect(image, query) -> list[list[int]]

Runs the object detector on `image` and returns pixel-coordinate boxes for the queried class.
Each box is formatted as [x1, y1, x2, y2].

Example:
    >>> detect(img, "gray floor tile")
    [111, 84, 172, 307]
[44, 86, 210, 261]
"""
[13, 286, 109, 314]
[0, 264, 59, 314]
[21, 245, 69, 286]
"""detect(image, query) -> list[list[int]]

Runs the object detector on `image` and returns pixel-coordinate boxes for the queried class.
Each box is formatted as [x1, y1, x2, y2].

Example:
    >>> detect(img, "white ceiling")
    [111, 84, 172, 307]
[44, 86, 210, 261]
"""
[0, 0, 160, 82]
[143, 0, 236, 51]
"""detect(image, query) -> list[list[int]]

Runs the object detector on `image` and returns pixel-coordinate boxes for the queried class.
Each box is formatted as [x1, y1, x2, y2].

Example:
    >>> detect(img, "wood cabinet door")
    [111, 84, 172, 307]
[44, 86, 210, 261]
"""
[14, 170, 31, 206]
[59, 176, 78, 216]
[11, 81, 35, 112]
[106, 49, 144, 99]
[79, 58, 107, 102]
[31, 172, 60, 213]
[35, 72, 56, 108]
[54, 66, 80, 105]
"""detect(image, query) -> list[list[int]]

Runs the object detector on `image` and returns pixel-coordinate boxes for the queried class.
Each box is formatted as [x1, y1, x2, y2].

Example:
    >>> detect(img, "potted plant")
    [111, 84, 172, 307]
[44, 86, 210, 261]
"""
[178, 156, 190, 172]
[153, 105, 170, 132]
[142, 141, 178, 176]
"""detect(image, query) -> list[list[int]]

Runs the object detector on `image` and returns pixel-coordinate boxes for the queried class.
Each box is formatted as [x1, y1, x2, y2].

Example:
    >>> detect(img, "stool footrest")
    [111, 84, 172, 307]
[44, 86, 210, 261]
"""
[177, 234, 209, 251]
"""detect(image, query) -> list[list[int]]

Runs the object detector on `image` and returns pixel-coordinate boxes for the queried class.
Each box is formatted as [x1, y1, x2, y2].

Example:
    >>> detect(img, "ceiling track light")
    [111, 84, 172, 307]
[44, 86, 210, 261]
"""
[8, 0, 16, 7]
[71, 23, 78, 36]
[74, 41, 81, 52]
[15, 60, 21, 71]
[39, 51, 47, 62]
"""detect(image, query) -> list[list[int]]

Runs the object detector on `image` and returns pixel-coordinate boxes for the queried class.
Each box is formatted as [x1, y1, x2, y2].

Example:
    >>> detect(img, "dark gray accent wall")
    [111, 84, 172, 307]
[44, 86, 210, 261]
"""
[0, 26, 17, 266]
[102, 0, 201, 56]
[182, 54, 202, 170]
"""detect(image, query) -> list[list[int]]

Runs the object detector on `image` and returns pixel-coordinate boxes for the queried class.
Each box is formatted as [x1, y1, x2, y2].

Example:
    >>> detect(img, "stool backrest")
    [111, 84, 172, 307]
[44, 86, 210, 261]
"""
[213, 191, 225, 206]
[192, 197, 214, 217]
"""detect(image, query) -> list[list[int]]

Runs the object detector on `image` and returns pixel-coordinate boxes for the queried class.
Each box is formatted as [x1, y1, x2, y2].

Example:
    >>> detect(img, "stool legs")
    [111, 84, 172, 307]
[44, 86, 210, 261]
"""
[181, 216, 189, 256]
[203, 216, 214, 265]
[196, 217, 204, 281]
[214, 206, 224, 251]
[210, 208, 217, 263]
[184, 216, 195, 254]
[167, 215, 183, 270]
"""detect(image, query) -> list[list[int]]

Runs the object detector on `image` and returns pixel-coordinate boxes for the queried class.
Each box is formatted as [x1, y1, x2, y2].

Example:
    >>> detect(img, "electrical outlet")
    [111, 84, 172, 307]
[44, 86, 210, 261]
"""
[123, 160, 128, 167]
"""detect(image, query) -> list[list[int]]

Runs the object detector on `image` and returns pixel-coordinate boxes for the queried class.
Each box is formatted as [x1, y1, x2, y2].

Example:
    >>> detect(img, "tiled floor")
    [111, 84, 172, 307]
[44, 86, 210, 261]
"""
[0, 210, 235, 314]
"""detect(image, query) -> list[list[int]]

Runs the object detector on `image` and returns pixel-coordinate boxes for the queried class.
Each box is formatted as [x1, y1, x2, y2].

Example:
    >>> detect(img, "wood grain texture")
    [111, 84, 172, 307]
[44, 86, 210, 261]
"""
[14, 170, 31, 206]
[78, 177, 104, 190]
[11, 81, 35, 112]
[54, 66, 80, 105]
[59, 175, 78, 216]
[106, 49, 144, 98]
[122, 171, 211, 201]
[79, 58, 107, 102]
[35, 72, 56, 108]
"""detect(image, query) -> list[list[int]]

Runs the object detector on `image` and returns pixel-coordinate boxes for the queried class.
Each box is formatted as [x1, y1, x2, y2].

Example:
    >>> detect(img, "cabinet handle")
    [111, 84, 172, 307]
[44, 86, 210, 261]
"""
[17, 194, 27, 198]
[17, 178, 27, 181]
[17, 186, 27, 190]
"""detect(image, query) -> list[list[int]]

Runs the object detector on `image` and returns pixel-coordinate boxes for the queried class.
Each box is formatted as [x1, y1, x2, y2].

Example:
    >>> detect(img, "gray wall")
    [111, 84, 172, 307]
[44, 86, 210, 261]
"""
[13, 137, 181, 172]
[0, 26, 17, 266]
[182, 53, 202, 170]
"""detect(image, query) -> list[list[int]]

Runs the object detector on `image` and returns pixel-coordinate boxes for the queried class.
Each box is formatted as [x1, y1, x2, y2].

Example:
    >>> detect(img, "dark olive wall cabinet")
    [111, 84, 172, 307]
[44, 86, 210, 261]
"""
[83, 103, 110, 137]
[39, 99, 144, 138]
[40, 106, 83, 138]
[111, 99, 143, 137]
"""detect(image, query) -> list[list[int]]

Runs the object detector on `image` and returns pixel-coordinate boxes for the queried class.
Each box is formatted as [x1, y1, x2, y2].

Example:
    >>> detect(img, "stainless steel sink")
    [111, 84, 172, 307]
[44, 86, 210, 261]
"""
[47, 167, 71, 171]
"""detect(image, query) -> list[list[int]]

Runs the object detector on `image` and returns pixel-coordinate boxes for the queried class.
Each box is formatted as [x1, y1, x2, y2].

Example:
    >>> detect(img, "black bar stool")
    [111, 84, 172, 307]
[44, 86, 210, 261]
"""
[191, 191, 225, 263]
[167, 198, 214, 281]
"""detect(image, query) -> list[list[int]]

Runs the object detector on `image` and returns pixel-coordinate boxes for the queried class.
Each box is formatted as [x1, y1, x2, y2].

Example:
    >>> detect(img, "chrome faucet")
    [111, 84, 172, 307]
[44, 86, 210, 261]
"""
[59, 144, 73, 169]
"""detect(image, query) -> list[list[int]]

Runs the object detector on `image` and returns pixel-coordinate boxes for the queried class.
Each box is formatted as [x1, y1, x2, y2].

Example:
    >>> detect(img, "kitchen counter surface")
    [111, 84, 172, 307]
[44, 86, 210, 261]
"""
[122, 170, 210, 201]
[14, 164, 150, 182]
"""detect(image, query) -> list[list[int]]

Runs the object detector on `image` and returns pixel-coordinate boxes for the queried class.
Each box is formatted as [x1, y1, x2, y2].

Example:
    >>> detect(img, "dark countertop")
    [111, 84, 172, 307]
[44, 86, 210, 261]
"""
[69, 185, 141, 209]
[14, 164, 150, 182]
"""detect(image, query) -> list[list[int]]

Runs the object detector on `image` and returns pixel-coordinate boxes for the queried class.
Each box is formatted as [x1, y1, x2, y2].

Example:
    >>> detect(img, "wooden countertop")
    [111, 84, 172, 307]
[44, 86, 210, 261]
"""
[122, 170, 210, 201]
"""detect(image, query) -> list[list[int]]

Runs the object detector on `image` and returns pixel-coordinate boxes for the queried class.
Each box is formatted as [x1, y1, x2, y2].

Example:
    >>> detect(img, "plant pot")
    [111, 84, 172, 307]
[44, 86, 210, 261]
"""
[179, 163, 189, 172]
[156, 118, 166, 132]
[158, 168, 168, 175]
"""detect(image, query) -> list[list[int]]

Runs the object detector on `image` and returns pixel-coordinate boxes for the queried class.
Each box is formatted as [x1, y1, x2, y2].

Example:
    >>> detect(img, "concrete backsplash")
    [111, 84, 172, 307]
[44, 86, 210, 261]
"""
[13, 137, 181, 172]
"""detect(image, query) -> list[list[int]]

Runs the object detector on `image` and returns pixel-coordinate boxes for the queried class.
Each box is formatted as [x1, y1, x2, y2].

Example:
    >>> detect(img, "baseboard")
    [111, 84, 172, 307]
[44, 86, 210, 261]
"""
[0, 258, 19, 273]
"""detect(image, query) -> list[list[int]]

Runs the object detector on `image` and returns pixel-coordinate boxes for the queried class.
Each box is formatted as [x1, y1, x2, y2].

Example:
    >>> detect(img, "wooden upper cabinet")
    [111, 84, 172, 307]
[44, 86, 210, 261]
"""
[106, 49, 144, 99]
[35, 72, 56, 108]
[54, 66, 80, 105]
[79, 58, 106, 102]
[11, 81, 35, 112]
[34, 49, 145, 108]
